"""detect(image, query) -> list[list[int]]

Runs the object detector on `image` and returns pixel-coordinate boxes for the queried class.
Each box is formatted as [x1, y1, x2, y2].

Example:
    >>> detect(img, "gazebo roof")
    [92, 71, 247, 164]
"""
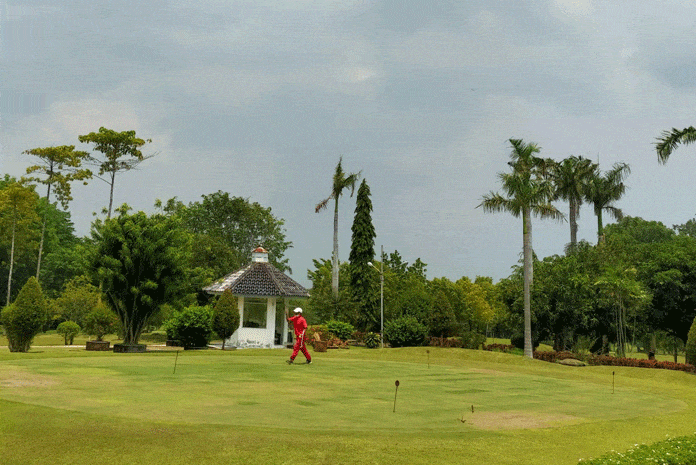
[203, 261, 309, 298]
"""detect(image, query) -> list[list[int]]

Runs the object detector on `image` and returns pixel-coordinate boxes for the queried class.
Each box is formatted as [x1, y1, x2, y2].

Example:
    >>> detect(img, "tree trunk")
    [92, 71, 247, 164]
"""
[331, 198, 339, 299]
[569, 198, 578, 246]
[597, 209, 604, 244]
[36, 183, 51, 280]
[6, 219, 16, 306]
[523, 208, 533, 359]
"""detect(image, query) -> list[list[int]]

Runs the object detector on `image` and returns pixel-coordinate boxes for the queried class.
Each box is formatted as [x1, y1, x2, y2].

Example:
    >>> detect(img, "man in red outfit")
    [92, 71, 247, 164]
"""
[286, 307, 312, 364]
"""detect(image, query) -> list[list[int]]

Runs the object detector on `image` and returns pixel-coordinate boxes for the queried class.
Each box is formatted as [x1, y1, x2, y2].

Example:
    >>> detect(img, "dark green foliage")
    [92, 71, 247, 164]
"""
[83, 303, 119, 341]
[459, 330, 486, 350]
[349, 179, 376, 327]
[327, 320, 355, 341]
[686, 316, 696, 365]
[364, 331, 380, 348]
[56, 321, 80, 345]
[384, 316, 427, 348]
[165, 306, 213, 349]
[91, 208, 187, 345]
[162, 192, 291, 272]
[213, 290, 240, 349]
[0, 277, 48, 352]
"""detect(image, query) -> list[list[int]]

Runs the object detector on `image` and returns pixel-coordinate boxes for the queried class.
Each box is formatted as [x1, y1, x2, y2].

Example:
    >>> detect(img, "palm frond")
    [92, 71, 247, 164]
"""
[315, 196, 332, 213]
[656, 126, 696, 164]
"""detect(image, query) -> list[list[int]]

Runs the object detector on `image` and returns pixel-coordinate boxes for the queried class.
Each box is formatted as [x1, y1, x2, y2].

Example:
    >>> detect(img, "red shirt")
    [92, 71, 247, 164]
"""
[288, 315, 308, 337]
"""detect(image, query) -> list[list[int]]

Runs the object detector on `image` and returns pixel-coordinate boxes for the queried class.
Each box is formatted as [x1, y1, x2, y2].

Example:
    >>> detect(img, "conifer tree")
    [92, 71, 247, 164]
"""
[349, 179, 376, 330]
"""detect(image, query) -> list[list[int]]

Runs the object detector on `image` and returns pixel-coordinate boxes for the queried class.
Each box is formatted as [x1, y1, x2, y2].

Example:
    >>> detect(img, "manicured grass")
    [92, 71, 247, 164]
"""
[1, 346, 695, 464]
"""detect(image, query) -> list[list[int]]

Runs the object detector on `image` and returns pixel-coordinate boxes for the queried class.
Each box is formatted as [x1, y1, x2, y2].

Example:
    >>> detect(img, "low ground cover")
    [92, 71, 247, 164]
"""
[1, 347, 695, 464]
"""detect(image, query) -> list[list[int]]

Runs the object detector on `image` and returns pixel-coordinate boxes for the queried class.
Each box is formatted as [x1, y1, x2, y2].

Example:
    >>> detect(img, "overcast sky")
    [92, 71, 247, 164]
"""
[2, 0, 696, 287]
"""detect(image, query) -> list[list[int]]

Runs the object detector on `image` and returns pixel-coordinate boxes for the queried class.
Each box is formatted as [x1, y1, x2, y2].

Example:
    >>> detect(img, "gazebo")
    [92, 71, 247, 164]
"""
[203, 247, 309, 348]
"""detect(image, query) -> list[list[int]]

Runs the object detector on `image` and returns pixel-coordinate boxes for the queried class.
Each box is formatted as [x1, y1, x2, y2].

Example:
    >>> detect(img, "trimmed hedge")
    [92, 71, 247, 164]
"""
[533, 350, 696, 373]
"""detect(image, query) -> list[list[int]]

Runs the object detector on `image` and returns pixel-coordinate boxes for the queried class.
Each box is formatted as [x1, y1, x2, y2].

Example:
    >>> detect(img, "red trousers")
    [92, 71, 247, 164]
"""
[291, 333, 311, 361]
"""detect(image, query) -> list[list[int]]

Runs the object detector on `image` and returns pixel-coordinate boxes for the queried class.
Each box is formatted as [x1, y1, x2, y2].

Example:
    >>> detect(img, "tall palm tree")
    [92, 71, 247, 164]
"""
[316, 157, 361, 298]
[655, 126, 696, 163]
[585, 163, 631, 243]
[551, 156, 597, 248]
[478, 139, 564, 358]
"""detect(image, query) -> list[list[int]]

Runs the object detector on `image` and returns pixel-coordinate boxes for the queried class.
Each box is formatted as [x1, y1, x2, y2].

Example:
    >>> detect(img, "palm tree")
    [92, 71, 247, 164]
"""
[585, 163, 631, 243]
[655, 126, 696, 162]
[551, 156, 597, 248]
[316, 157, 361, 298]
[478, 139, 564, 358]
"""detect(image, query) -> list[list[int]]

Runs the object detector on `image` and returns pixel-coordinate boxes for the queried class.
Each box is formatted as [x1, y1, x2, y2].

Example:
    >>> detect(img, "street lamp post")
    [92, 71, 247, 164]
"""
[369, 245, 384, 348]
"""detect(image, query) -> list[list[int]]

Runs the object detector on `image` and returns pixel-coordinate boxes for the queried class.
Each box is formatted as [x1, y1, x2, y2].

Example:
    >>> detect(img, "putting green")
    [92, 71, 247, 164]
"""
[0, 348, 686, 434]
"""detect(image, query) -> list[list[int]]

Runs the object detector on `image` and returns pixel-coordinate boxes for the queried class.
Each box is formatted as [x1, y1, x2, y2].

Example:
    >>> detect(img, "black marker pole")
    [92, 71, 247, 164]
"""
[393, 380, 400, 412]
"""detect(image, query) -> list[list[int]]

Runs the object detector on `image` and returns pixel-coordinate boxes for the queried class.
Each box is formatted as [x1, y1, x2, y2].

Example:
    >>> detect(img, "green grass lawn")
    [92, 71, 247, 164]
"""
[1, 346, 695, 465]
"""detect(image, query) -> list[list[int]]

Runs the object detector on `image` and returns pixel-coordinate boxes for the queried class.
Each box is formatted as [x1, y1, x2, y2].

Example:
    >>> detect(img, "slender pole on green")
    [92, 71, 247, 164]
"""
[393, 380, 400, 412]
[173, 350, 180, 374]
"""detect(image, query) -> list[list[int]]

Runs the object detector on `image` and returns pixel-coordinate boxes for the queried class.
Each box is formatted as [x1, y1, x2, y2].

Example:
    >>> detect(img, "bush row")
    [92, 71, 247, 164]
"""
[533, 350, 696, 373]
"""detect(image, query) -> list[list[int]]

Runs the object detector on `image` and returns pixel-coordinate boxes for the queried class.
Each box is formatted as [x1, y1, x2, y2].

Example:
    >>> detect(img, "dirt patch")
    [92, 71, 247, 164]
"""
[0, 371, 58, 388]
[465, 411, 581, 430]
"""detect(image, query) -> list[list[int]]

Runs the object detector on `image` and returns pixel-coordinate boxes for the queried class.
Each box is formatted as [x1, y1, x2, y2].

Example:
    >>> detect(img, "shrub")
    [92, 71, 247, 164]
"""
[0, 277, 49, 352]
[213, 290, 240, 349]
[364, 331, 380, 348]
[428, 336, 462, 348]
[83, 303, 119, 341]
[56, 321, 81, 345]
[327, 320, 355, 341]
[686, 315, 696, 365]
[306, 325, 330, 344]
[384, 316, 427, 348]
[164, 306, 213, 349]
[511, 332, 540, 351]
[460, 330, 486, 350]
[483, 343, 515, 353]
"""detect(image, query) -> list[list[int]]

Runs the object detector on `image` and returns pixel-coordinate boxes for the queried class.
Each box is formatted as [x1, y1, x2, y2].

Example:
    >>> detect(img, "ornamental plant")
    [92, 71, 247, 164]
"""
[384, 316, 427, 348]
[56, 321, 80, 345]
[165, 306, 213, 349]
[327, 320, 355, 341]
[0, 277, 48, 352]
[213, 290, 240, 349]
[83, 303, 119, 341]
[686, 315, 696, 365]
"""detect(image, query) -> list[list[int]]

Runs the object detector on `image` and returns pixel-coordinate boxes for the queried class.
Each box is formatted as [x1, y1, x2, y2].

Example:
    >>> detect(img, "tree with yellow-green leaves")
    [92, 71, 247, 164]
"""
[0, 178, 40, 306]
[1, 276, 48, 352]
[24, 145, 91, 279]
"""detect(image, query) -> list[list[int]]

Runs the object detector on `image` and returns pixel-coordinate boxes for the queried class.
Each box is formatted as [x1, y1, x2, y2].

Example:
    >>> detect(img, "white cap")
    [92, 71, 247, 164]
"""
[293, 307, 303, 314]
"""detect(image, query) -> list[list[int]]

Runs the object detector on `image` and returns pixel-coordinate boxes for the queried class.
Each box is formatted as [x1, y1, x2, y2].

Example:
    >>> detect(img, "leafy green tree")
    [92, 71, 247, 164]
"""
[56, 321, 80, 345]
[315, 157, 361, 298]
[552, 156, 597, 247]
[53, 275, 100, 326]
[83, 302, 119, 341]
[594, 267, 650, 358]
[0, 180, 40, 306]
[78, 127, 152, 219]
[349, 179, 377, 329]
[478, 139, 563, 358]
[0, 277, 48, 352]
[585, 163, 631, 243]
[23, 145, 91, 278]
[160, 193, 291, 272]
[213, 290, 240, 349]
[306, 258, 359, 324]
[91, 206, 186, 345]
